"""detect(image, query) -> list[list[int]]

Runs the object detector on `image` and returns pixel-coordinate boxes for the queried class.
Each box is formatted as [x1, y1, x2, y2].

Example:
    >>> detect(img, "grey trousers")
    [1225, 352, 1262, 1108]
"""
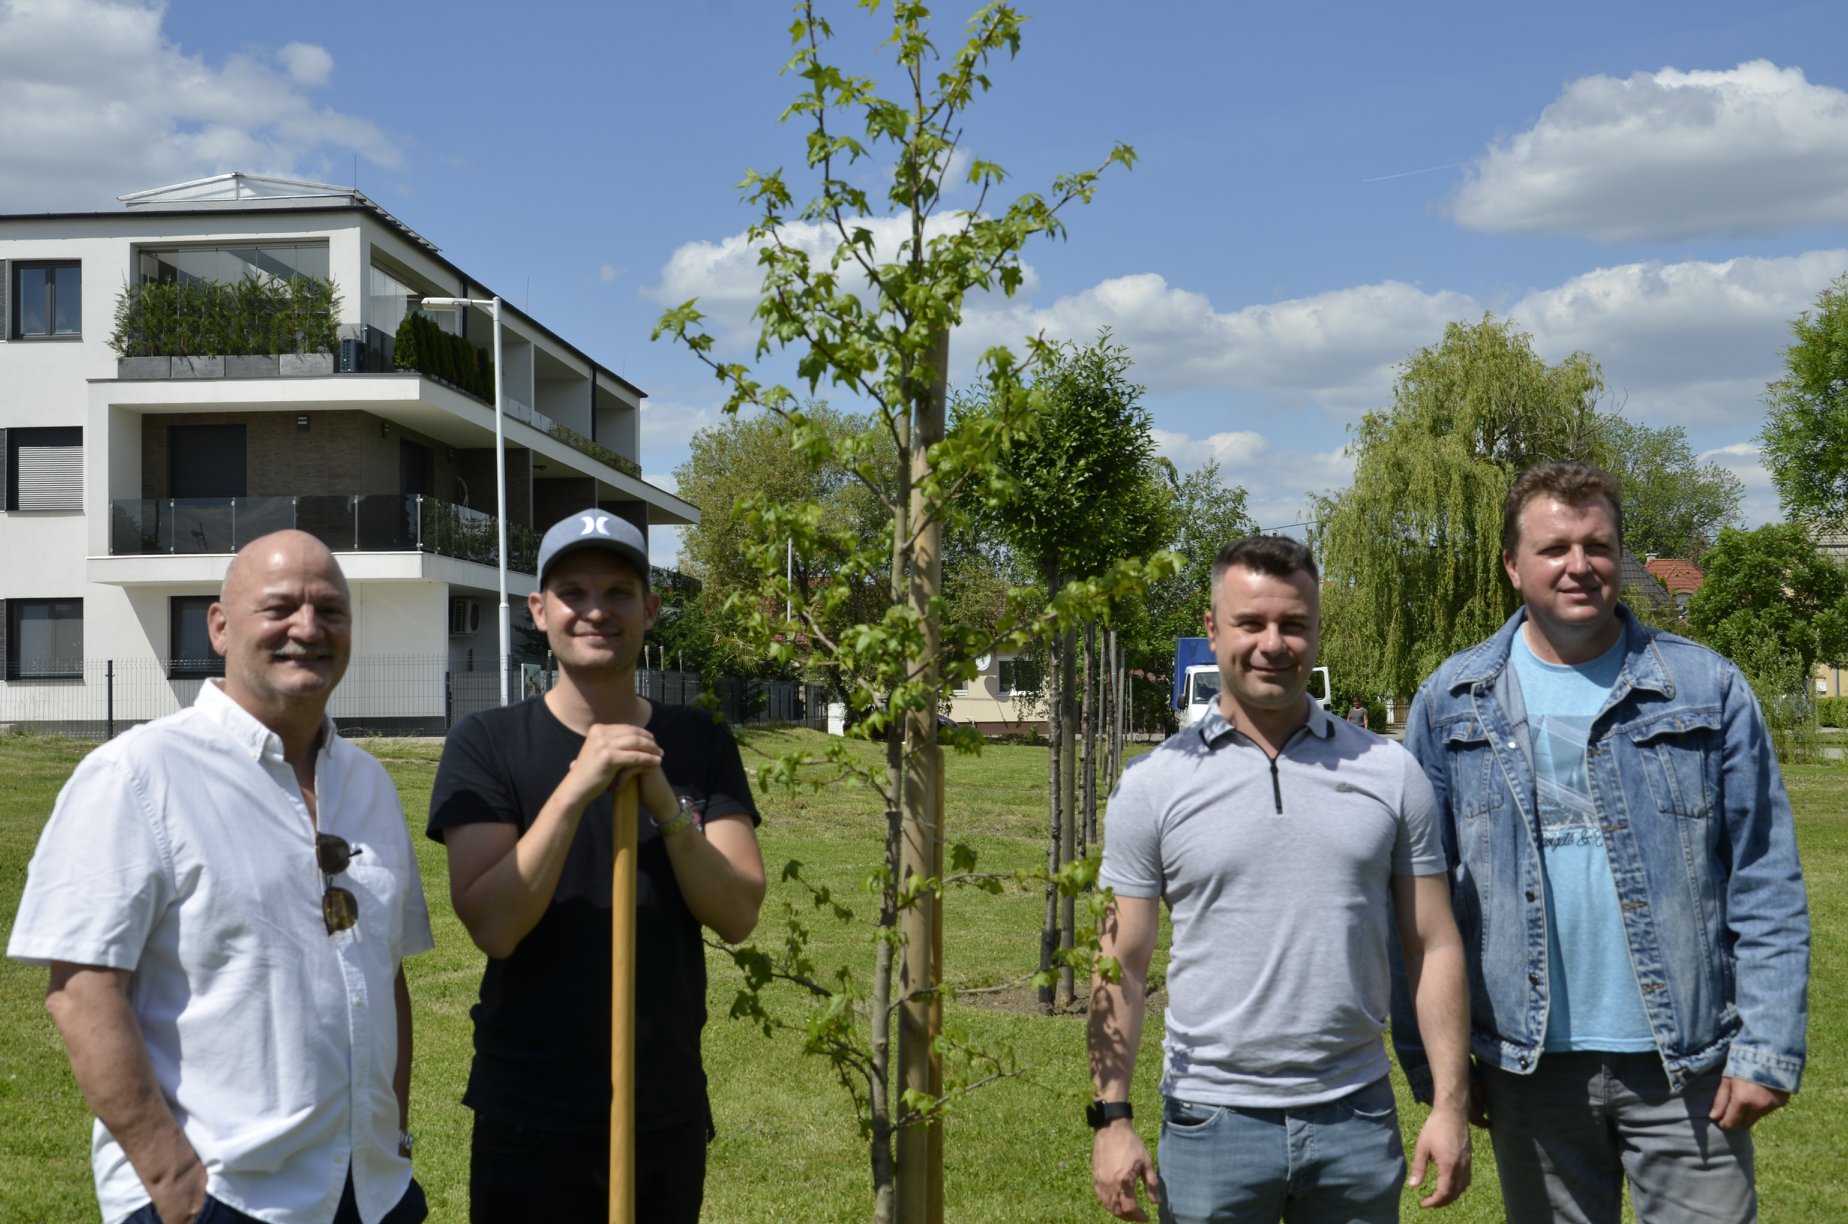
[1479, 1052, 1756, 1224]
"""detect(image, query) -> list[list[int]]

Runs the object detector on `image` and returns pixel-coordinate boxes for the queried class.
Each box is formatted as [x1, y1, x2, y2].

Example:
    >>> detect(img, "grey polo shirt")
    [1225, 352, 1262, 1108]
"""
[1099, 699, 1443, 1108]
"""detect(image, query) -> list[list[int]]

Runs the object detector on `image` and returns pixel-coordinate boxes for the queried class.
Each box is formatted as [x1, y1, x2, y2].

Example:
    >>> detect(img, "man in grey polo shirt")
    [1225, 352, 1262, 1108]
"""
[1087, 534, 1472, 1223]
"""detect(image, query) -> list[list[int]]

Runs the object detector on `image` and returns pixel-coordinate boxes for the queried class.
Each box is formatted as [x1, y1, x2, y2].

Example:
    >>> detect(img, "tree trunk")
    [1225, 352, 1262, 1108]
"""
[897, 329, 947, 1224]
[1038, 587, 1062, 1011]
[871, 722, 901, 1224]
[1080, 622, 1096, 857]
[1058, 621, 1078, 1007]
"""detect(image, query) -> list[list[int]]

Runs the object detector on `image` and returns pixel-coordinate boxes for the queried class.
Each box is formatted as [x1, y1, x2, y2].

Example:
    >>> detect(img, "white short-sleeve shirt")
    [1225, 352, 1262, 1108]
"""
[8, 682, 435, 1224]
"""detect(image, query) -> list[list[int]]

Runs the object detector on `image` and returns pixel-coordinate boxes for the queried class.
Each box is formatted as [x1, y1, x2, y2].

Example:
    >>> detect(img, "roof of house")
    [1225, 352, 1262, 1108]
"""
[1643, 557, 1705, 594]
[117, 172, 439, 254]
[1620, 549, 1671, 606]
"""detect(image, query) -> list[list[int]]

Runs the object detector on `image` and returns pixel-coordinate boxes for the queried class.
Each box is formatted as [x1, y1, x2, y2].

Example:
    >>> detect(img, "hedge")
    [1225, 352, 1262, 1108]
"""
[110, 276, 340, 357]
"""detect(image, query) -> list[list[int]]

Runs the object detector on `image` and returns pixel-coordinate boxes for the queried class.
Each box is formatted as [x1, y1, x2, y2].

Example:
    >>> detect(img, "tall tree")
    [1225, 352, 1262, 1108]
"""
[1761, 272, 1848, 531]
[1313, 315, 1611, 700]
[654, 5, 1144, 1220]
[1604, 417, 1743, 562]
[971, 333, 1173, 1009]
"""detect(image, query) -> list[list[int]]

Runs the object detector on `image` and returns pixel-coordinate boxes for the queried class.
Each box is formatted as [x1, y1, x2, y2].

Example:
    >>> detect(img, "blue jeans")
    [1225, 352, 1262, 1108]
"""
[1156, 1076, 1405, 1224]
[1480, 1053, 1755, 1223]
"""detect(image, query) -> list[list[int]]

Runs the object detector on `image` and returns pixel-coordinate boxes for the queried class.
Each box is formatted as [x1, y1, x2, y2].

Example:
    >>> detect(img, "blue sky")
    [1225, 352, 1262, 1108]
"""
[7, 0, 1847, 551]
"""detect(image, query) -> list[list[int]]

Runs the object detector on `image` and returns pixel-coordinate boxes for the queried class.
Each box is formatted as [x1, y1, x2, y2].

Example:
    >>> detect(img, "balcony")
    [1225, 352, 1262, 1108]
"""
[109, 494, 538, 574]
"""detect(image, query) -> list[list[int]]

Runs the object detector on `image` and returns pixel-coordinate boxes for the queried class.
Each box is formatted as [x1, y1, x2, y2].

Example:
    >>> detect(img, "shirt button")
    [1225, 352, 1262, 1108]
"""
[1525, 890, 1536, 903]
[1528, 972, 1540, 986]
[1507, 741, 1516, 750]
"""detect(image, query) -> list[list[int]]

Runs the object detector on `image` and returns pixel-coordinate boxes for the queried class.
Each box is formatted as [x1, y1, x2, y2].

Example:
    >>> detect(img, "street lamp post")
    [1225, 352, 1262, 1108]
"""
[418, 295, 510, 706]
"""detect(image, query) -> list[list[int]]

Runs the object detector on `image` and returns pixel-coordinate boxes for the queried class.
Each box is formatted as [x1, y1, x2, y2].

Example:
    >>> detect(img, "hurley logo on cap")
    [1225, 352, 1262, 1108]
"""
[579, 514, 614, 537]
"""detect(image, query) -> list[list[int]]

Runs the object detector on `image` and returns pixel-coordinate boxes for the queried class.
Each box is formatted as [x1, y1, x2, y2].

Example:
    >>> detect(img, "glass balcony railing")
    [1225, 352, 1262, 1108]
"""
[109, 494, 539, 574]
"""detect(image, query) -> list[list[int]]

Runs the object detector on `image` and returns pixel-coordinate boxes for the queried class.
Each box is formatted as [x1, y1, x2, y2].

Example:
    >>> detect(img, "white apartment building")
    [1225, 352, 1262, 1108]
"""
[0, 173, 695, 735]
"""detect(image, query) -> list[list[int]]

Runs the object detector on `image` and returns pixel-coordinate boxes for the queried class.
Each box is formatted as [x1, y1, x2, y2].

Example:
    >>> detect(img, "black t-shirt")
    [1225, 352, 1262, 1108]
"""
[426, 696, 759, 1134]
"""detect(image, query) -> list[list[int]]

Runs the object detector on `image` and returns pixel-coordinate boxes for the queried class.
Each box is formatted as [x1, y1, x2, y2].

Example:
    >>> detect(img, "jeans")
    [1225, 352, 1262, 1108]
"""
[1480, 1053, 1755, 1223]
[1156, 1076, 1404, 1224]
[123, 1174, 426, 1224]
[469, 1110, 710, 1224]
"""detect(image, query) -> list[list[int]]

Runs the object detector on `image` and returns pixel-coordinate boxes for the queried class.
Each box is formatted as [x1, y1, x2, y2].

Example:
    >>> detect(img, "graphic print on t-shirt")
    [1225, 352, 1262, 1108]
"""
[1534, 713, 1601, 851]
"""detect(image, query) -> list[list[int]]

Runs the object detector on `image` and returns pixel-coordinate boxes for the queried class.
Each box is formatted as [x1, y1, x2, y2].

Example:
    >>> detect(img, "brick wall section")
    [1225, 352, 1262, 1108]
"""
[141, 410, 460, 499]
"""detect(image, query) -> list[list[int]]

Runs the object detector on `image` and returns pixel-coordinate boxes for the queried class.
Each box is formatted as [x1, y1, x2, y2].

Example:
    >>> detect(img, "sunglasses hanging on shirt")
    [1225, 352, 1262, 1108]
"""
[316, 832, 363, 935]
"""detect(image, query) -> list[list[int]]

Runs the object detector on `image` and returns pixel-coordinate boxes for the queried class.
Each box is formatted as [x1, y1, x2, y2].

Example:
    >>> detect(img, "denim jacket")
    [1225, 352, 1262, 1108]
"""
[1393, 606, 1809, 1096]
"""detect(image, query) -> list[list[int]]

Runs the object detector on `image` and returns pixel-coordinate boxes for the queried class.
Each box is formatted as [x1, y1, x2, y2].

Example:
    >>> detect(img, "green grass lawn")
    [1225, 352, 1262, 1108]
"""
[2, 730, 1843, 1221]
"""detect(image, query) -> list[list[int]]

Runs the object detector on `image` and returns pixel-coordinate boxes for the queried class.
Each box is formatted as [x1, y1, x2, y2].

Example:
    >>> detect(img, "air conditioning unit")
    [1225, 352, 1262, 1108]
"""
[448, 598, 481, 636]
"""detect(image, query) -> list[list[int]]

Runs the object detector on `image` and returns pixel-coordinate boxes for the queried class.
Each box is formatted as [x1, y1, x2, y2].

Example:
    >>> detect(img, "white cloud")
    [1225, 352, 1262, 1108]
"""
[599, 263, 621, 285]
[639, 394, 734, 472]
[966, 275, 1480, 408]
[1451, 61, 1848, 242]
[1151, 427, 1270, 472]
[1700, 442, 1782, 528]
[276, 41, 333, 87]
[0, 0, 400, 212]
[1509, 250, 1848, 426]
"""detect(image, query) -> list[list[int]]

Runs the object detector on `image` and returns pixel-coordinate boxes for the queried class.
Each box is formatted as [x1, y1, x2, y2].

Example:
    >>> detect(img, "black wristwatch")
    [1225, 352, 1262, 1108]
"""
[1086, 1099, 1133, 1129]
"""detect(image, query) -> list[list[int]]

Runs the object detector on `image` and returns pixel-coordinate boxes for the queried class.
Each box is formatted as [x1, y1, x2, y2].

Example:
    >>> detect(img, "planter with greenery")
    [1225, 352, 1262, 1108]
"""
[392, 312, 494, 401]
[110, 276, 342, 367]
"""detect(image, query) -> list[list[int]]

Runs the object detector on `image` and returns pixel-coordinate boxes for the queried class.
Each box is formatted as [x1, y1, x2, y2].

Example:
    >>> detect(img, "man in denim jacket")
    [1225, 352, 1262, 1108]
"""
[1395, 461, 1809, 1223]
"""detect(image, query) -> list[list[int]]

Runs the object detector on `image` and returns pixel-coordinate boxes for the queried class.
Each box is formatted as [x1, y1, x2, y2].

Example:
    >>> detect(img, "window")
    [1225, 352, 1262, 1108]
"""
[169, 424, 247, 498]
[138, 243, 329, 287]
[169, 596, 223, 678]
[4, 598, 83, 680]
[12, 262, 82, 338]
[998, 657, 1041, 696]
[4, 427, 82, 511]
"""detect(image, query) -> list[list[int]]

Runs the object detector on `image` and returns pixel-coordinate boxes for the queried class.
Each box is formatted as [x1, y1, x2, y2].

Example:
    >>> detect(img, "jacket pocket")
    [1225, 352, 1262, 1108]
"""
[1439, 717, 1504, 822]
[1622, 708, 1719, 818]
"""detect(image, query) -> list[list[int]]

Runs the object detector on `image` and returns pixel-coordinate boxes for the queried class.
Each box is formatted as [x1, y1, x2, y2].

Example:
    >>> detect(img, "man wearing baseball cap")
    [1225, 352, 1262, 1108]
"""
[427, 509, 766, 1222]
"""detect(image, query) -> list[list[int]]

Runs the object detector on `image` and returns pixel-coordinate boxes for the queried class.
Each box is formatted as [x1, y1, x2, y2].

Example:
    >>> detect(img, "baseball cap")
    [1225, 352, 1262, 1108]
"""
[536, 509, 650, 587]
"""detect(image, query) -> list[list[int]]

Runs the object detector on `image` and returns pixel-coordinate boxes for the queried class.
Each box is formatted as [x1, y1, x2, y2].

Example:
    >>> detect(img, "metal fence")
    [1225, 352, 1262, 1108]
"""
[0, 657, 830, 742]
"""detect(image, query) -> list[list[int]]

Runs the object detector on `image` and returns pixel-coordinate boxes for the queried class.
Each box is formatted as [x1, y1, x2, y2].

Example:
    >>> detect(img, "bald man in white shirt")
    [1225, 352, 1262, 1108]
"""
[9, 532, 433, 1224]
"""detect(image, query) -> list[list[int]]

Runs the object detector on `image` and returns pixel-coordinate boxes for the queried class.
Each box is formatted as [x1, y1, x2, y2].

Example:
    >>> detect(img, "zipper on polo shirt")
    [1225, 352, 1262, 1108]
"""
[1269, 754, 1282, 814]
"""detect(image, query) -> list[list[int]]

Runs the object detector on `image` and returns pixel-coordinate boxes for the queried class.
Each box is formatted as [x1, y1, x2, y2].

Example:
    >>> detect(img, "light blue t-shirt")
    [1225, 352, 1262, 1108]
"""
[1511, 629, 1655, 1052]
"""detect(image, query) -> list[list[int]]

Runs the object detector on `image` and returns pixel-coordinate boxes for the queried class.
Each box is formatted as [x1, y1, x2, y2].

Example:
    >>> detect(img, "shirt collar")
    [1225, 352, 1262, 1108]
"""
[194, 680, 337, 764]
[1194, 694, 1334, 748]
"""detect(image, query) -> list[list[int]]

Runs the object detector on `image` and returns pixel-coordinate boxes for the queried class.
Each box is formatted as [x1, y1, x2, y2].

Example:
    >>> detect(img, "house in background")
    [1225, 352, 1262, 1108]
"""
[1618, 549, 1672, 611]
[945, 652, 1046, 737]
[0, 173, 695, 734]
[1643, 555, 1705, 617]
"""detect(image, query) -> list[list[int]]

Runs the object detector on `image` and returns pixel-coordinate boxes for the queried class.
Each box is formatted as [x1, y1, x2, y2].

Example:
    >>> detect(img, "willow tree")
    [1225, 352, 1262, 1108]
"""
[654, 5, 1146, 1220]
[1313, 315, 1611, 700]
